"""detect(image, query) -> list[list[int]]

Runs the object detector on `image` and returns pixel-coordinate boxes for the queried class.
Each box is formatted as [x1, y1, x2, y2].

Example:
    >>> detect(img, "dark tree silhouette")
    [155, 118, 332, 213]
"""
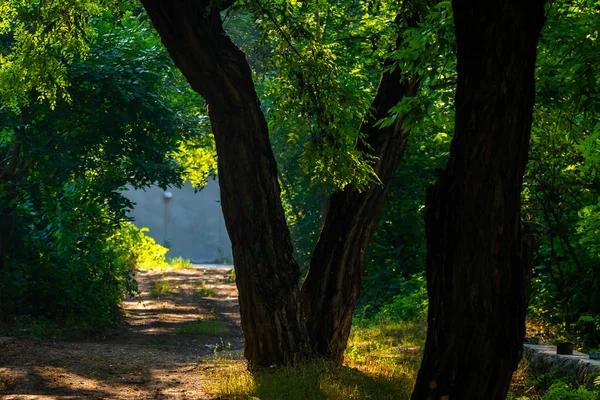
[141, 0, 311, 368]
[411, 0, 547, 398]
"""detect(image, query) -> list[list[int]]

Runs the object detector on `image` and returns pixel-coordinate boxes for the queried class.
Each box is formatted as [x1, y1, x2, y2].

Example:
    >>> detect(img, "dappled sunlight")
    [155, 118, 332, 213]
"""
[210, 358, 417, 400]
[0, 360, 216, 399]
[0, 267, 242, 399]
[208, 322, 427, 399]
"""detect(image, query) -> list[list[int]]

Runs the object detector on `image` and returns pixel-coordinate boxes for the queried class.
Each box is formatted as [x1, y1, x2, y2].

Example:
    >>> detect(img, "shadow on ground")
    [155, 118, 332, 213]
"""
[0, 267, 244, 399]
[211, 359, 416, 400]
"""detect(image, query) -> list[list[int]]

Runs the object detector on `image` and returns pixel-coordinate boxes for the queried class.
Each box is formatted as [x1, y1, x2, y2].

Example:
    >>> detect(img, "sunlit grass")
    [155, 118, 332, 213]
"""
[209, 358, 416, 400]
[167, 256, 195, 270]
[138, 256, 195, 271]
[225, 268, 236, 283]
[193, 280, 216, 298]
[149, 278, 172, 298]
[209, 322, 425, 399]
[207, 319, 593, 399]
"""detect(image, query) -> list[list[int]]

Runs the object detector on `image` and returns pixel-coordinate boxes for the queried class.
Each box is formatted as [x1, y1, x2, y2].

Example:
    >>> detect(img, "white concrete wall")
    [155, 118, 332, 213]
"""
[123, 179, 232, 263]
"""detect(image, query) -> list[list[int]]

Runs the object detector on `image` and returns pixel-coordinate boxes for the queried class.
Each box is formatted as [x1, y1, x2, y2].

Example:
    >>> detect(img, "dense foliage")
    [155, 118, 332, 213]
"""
[227, 0, 600, 357]
[523, 0, 600, 349]
[1, 0, 599, 379]
[0, 7, 211, 330]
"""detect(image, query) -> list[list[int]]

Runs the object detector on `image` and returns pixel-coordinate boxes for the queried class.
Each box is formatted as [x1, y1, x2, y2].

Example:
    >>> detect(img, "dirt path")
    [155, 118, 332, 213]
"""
[0, 267, 245, 399]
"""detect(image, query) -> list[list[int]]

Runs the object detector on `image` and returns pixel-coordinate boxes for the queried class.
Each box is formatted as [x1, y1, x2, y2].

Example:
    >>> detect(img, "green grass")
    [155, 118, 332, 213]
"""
[175, 318, 227, 336]
[167, 256, 194, 270]
[212, 359, 417, 400]
[150, 278, 172, 298]
[209, 320, 600, 400]
[193, 280, 216, 298]
[225, 268, 236, 283]
[209, 322, 424, 400]
[139, 256, 194, 271]
[0, 315, 97, 341]
[143, 339, 170, 350]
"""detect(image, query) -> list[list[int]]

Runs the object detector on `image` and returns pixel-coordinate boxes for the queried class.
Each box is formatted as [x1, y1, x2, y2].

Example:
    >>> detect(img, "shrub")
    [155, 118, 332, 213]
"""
[167, 256, 194, 270]
[374, 274, 428, 323]
[150, 278, 172, 298]
[0, 183, 175, 335]
[543, 381, 599, 400]
[0, 182, 139, 332]
[575, 315, 600, 349]
[113, 223, 170, 271]
[193, 280, 216, 298]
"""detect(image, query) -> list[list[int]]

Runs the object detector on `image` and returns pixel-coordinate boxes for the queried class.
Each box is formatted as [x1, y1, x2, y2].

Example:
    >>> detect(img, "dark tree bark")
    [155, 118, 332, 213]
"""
[411, 1, 547, 399]
[301, 25, 420, 361]
[140, 0, 311, 368]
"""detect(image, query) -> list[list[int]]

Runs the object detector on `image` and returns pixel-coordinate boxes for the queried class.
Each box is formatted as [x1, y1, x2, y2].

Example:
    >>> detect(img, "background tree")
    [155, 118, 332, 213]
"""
[300, 1, 461, 360]
[141, 0, 313, 368]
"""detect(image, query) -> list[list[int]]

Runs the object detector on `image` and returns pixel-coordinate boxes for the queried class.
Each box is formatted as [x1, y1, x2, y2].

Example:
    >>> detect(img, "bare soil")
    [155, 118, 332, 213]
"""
[0, 267, 245, 399]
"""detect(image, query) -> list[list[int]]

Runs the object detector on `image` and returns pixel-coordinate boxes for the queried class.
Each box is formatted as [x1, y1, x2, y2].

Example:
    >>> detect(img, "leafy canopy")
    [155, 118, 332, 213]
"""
[0, 0, 118, 109]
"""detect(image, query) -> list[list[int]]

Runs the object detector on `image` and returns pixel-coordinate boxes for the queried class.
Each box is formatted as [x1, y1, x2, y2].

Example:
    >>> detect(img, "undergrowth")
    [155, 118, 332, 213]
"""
[150, 278, 172, 298]
[509, 362, 600, 400]
[209, 322, 424, 400]
[176, 317, 226, 336]
[167, 256, 195, 270]
[194, 280, 216, 298]
[209, 320, 600, 400]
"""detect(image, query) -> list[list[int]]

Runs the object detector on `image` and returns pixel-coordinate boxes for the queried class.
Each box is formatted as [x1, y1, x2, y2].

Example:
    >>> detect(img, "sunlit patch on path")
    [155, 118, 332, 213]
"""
[0, 267, 244, 399]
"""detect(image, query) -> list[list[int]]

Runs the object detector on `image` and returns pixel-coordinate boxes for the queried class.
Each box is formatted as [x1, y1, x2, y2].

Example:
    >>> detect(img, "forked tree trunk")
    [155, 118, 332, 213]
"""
[141, 0, 311, 368]
[411, 1, 546, 398]
[301, 30, 420, 361]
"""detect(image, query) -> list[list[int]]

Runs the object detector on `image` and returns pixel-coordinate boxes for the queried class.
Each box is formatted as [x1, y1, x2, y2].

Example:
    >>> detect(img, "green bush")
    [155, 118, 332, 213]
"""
[112, 223, 170, 271]
[374, 274, 428, 323]
[525, 371, 565, 393]
[167, 256, 194, 270]
[0, 183, 175, 335]
[150, 278, 172, 298]
[1, 181, 138, 332]
[543, 381, 599, 400]
[576, 315, 600, 349]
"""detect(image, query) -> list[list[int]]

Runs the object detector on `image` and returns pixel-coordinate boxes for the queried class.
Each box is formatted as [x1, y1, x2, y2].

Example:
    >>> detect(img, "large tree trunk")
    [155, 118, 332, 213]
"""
[301, 25, 420, 361]
[411, 1, 546, 399]
[141, 0, 311, 368]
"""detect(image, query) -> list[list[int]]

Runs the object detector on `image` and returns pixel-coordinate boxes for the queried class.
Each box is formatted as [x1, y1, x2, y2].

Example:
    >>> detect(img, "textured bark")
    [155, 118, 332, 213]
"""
[141, 0, 311, 368]
[301, 36, 420, 361]
[411, 1, 547, 399]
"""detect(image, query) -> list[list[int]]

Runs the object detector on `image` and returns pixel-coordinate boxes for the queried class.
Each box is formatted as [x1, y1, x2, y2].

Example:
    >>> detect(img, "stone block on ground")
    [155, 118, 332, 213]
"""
[523, 344, 600, 383]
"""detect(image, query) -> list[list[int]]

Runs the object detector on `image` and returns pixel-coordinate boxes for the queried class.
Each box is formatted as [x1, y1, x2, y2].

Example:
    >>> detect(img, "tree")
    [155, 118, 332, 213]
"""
[300, 1, 458, 360]
[411, 0, 547, 398]
[141, 0, 312, 368]
[300, 13, 421, 360]
[0, 0, 118, 315]
[140, 0, 440, 366]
